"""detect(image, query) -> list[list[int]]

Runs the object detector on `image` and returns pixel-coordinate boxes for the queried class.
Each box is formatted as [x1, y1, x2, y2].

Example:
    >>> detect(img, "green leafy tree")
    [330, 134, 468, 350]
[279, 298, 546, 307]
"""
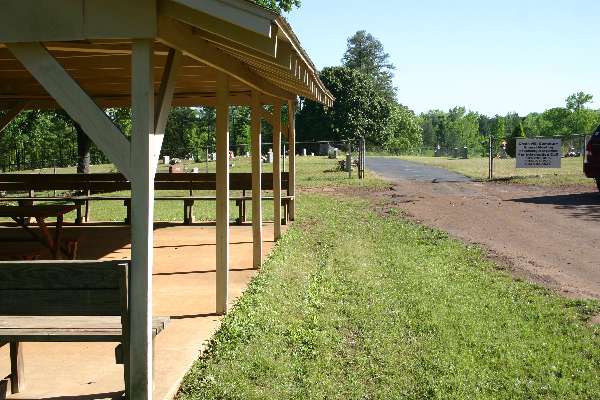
[540, 107, 570, 137]
[384, 105, 423, 155]
[230, 106, 251, 153]
[565, 92, 597, 135]
[297, 66, 392, 144]
[342, 30, 396, 101]
[522, 112, 546, 137]
[566, 92, 593, 111]
[253, 0, 300, 13]
[507, 122, 526, 157]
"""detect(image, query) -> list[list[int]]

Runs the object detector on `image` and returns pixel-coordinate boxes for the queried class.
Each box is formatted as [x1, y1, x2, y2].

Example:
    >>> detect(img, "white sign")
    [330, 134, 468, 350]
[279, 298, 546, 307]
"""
[516, 138, 562, 168]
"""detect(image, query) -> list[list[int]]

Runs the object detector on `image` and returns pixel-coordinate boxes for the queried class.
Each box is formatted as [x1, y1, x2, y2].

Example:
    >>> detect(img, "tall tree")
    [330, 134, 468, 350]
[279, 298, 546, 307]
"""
[297, 66, 392, 144]
[384, 104, 423, 154]
[342, 30, 396, 100]
[566, 92, 596, 135]
[566, 92, 593, 111]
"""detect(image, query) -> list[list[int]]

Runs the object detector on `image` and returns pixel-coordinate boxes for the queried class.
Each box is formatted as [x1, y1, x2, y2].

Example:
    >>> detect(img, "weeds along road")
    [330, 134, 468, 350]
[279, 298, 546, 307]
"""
[367, 157, 600, 301]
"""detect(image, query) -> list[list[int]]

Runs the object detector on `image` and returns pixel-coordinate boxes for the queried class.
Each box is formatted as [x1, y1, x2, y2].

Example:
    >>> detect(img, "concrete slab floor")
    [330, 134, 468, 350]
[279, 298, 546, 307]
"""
[0, 222, 279, 400]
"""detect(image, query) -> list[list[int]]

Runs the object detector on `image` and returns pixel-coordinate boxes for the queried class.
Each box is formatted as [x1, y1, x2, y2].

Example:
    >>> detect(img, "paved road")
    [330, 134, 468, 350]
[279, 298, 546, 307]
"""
[366, 157, 471, 182]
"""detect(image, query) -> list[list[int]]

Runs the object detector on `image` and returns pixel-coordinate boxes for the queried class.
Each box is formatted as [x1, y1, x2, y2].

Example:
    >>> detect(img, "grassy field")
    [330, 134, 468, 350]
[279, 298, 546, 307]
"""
[1, 156, 383, 223]
[176, 158, 600, 400]
[398, 156, 593, 187]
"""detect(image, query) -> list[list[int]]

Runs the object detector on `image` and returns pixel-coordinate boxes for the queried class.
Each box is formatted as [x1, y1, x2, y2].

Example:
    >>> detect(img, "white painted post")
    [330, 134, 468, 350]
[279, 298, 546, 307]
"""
[273, 103, 282, 241]
[215, 72, 230, 315]
[251, 91, 263, 268]
[288, 100, 296, 221]
[129, 39, 155, 400]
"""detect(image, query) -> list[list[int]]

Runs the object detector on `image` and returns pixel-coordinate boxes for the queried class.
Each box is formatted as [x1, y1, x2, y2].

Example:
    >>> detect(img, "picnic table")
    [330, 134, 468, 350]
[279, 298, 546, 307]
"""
[0, 205, 78, 259]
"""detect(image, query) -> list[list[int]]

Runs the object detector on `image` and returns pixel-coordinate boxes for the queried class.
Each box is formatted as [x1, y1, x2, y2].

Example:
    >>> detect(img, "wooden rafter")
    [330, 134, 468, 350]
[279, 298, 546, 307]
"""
[0, 100, 27, 133]
[157, 17, 295, 102]
[153, 47, 183, 170]
[159, 0, 276, 56]
[6, 42, 132, 179]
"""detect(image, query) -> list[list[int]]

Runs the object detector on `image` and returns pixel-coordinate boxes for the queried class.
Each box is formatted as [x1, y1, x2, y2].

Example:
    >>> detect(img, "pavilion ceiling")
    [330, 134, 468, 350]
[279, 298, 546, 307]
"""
[0, 0, 333, 111]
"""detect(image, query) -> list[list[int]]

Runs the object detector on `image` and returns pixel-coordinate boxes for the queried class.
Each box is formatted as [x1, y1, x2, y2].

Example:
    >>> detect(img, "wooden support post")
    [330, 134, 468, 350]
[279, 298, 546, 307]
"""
[9, 342, 24, 394]
[215, 72, 230, 315]
[273, 103, 282, 241]
[251, 91, 263, 268]
[288, 100, 296, 221]
[129, 39, 155, 400]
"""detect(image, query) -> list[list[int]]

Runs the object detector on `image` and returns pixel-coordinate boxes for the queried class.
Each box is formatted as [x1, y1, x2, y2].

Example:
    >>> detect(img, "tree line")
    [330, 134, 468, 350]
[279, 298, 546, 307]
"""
[421, 92, 600, 156]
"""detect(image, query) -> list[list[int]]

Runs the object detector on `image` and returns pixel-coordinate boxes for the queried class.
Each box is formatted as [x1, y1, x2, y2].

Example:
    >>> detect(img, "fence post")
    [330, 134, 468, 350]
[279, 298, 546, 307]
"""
[346, 141, 352, 178]
[488, 134, 493, 180]
[360, 137, 366, 179]
[205, 147, 209, 173]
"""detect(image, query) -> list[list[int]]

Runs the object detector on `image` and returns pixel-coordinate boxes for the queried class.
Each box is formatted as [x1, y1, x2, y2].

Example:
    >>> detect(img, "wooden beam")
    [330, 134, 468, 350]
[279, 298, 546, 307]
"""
[6, 42, 132, 179]
[129, 39, 155, 400]
[188, 26, 292, 70]
[157, 17, 295, 101]
[160, 0, 275, 38]
[288, 100, 296, 221]
[273, 103, 282, 241]
[251, 91, 263, 269]
[0, 101, 27, 134]
[160, 0, 276, 57]
[215, 71, 230, 315]
[153, 48, 183, 171]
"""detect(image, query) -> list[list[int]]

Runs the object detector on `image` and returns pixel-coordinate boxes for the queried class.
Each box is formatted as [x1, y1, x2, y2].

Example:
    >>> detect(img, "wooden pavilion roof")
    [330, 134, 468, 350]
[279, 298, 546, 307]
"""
[0, 0, 333, 111]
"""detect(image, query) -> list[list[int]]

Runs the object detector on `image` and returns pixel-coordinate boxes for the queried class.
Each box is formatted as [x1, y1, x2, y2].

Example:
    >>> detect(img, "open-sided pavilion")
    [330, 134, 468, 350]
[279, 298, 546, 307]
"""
[0, 1, 333, 398]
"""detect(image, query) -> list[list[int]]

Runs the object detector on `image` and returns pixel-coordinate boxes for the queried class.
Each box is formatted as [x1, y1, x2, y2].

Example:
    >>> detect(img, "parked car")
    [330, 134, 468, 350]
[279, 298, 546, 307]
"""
[584, 125, 600, 191]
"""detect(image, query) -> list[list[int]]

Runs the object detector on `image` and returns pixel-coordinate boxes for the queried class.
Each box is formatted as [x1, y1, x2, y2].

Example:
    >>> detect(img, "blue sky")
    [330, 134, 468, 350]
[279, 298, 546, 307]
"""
[286, 0, 600, 116]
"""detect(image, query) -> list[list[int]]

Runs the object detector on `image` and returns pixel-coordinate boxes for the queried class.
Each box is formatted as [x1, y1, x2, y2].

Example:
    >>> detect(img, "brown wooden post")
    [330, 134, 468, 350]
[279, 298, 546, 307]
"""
[9, 342, 24, 393]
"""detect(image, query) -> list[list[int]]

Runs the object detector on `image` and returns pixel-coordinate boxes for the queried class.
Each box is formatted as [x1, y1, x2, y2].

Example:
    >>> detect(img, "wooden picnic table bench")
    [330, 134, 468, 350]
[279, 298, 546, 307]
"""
[0, 260, 169, 398]
[0, 205, 79, 259]
[0, 172, 292, 225]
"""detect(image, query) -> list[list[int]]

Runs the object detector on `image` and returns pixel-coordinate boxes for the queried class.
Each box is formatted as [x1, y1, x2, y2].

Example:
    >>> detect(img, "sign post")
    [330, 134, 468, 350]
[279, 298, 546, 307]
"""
[516, 138, 562, 169]
[488, 134, 493, 179]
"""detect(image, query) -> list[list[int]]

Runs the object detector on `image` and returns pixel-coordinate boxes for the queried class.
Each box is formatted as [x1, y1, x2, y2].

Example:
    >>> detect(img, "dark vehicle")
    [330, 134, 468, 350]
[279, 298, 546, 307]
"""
[584, 125, 600, 191]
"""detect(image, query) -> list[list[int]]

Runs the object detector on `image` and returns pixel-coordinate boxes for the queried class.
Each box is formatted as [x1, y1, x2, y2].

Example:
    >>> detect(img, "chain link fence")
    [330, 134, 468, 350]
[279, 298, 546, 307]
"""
[2, 138, 366, 175]
[389, 134, 591, 184]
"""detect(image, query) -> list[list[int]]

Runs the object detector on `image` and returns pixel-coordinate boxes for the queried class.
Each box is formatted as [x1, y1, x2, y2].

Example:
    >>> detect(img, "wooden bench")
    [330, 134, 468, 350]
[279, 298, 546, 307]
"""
[0, 172, 292, 225]
[0, 260, 169, 398]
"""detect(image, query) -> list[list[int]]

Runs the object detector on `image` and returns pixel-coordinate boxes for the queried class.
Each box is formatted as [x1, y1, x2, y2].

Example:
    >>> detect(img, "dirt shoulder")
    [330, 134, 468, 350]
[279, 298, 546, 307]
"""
[367, 178, 600, 300]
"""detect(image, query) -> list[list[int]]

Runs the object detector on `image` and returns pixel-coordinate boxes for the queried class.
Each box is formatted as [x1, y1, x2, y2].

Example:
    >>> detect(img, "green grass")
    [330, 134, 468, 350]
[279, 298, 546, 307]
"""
[398, 156, 593, 187]
[177, 164, 600, 400]
[2, 156, 382, 223]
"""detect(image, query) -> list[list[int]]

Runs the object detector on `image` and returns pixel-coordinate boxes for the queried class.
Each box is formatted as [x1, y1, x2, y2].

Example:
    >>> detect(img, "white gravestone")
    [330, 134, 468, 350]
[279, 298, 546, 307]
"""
[516, 138, 562, 168]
